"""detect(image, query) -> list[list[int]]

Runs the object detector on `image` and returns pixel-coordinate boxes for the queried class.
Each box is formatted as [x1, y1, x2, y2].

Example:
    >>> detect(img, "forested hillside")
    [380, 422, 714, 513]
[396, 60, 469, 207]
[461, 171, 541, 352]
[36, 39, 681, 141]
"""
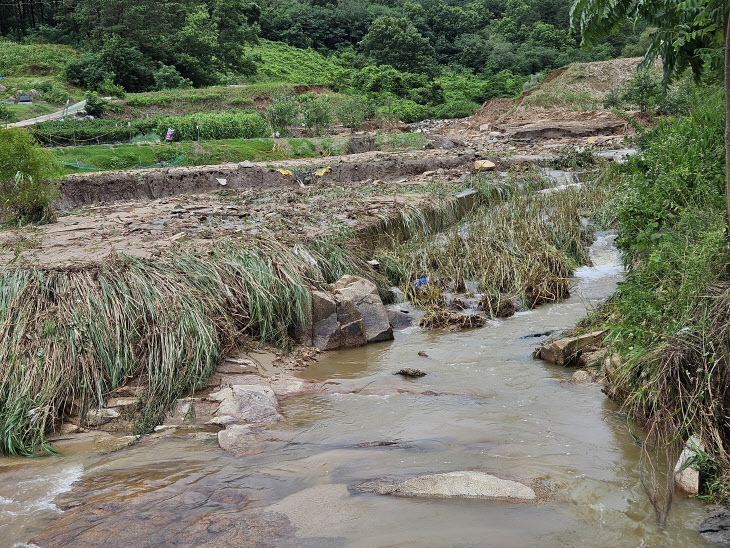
[0, 0, 646, 116]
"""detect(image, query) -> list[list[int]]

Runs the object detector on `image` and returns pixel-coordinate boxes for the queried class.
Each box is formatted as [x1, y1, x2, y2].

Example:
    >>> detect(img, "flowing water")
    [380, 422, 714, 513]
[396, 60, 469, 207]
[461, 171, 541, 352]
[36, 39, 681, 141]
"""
[0, 231, 712, 547]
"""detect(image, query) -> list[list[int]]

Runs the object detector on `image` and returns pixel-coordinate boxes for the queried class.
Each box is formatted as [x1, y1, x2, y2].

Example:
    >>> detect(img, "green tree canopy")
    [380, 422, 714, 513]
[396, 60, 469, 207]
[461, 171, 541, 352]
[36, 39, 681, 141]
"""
[359, 16, 437, 76]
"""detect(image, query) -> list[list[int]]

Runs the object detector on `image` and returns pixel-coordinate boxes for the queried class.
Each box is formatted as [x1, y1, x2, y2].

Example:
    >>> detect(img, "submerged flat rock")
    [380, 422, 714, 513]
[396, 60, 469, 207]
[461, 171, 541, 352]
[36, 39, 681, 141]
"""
[356, 471, 535, 501]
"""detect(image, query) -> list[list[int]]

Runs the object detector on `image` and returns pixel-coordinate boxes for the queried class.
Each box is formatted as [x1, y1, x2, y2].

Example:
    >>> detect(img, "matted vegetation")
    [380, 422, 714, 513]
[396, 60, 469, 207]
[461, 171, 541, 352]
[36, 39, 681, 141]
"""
[376, 171, 607, 306]
[0, 235, 388, 455]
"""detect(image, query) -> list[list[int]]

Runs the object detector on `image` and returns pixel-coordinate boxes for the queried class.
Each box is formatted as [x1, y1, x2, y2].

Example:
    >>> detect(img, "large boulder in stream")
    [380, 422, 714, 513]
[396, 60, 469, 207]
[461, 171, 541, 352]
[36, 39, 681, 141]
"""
[355, 471, 535, 501]
[333, 275, 393, 343]
[310, 276, 393, 350]
[537, 330, 607, 366]
[312, 290, 341, 350]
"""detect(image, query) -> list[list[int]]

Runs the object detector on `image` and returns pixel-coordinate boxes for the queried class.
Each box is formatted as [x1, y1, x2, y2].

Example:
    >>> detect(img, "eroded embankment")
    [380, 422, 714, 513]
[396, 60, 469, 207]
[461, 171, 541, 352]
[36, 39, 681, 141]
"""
[57, 148, 479, 210]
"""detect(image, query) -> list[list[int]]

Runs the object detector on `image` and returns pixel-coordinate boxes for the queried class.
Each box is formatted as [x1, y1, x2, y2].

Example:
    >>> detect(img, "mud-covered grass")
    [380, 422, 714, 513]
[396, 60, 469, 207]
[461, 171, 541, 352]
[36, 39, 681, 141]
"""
[0, 175, 476, 455]
[376, 172, 607, 307]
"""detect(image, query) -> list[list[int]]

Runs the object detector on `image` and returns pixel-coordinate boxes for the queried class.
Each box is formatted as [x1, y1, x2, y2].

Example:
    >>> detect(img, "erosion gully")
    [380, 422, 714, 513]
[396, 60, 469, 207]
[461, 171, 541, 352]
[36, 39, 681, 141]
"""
[0, 227, 711, 547]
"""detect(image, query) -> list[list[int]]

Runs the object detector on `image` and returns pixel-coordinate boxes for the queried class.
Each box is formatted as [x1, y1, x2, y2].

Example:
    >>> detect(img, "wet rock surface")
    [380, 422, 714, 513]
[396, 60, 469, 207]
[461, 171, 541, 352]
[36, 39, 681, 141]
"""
[354, 471, 536, 501]
[28, 466, 313, 548]
[700, 507, 730, 545]
[208, 384, 283, 426]
[536, 330, 607, 366]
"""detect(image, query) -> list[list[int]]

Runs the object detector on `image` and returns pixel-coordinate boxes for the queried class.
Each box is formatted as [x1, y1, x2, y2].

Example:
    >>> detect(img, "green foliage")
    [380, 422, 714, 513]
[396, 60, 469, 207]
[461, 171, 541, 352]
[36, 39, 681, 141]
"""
[34, 80, 69, 104]
[571, 0, 726, 83]
[621, 70, 662, 114]
[0, 104, 9, 121]
[266, 95, 299, 134]
[359, 17, 437, 76]
[335, 96, 374, 129]
[0, 129, 57, 224]
[0, 40, 77, 76]
[153, 64, 193, 91]
[299, 93, 331, 134]
[84, 91, 108, 117]
[0, 172, 59, 225]
[32, 111, 266, 145]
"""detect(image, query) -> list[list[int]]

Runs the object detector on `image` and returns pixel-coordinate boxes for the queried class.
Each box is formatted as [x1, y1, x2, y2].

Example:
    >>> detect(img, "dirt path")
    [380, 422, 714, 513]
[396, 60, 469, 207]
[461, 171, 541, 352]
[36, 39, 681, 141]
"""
[6, 99, 87, 128]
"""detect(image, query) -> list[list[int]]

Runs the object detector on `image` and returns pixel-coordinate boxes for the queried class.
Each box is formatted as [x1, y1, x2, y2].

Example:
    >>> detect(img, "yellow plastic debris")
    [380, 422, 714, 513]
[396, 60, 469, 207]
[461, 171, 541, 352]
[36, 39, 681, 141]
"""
[276, 169, 294, 176]
[315, 167, 332, 177]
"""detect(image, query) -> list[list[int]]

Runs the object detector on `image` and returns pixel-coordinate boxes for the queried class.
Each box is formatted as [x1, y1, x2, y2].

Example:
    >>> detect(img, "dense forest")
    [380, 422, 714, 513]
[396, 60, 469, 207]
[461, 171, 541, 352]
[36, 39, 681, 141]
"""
[0, 0, 646, 99]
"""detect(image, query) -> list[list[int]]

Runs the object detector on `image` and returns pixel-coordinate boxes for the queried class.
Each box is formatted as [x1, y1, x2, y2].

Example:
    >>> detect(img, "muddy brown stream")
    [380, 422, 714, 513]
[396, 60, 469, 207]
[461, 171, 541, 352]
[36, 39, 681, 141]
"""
[0, 231, 712, 547]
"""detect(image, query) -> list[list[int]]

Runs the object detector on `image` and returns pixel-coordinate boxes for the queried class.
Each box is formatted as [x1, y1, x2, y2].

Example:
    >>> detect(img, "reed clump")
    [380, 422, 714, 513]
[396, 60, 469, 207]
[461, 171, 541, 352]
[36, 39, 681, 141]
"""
[0, 236, 384, 455]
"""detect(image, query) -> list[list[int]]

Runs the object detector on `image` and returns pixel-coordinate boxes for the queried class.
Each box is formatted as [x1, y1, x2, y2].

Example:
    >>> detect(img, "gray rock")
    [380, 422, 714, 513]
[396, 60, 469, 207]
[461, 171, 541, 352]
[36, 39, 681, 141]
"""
[675, 435, 702, 495]
[86, 407, 120, 426]
[700, 507, 730, 545]
[333, 275, 393, 343]
[388, 286, 405, 304]
[238, 160, 254, 168]
[312, 312, 341, 350]
[336, 297, 367, 347]
[387, 309, 413, 328]
[209, 384, 283, 425]
[0, 84, 6, 92]
[311, 290, 337, 324]
[340, 318, 367, 348]
[357, 471, 535, 501]
[28, 89, 41, 99]
[217, 424, 287, 456]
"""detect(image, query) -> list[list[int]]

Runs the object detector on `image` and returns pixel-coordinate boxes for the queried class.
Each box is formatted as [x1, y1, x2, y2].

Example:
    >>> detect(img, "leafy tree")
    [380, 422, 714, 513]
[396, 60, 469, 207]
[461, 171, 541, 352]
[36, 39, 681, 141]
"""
[84, 91, 108, 117]
[571, 0, 730, 220]
[266, 95, 299, 134]
[153, 65, 193, 91]
[299, 93, 332, 134]
[0, 129, 57, 224]
[359, 17, 437, 76]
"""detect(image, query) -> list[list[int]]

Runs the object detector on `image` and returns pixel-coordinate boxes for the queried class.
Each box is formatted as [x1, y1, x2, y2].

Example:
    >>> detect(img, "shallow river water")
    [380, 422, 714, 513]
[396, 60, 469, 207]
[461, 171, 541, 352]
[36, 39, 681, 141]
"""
[0, 231, 713, 547]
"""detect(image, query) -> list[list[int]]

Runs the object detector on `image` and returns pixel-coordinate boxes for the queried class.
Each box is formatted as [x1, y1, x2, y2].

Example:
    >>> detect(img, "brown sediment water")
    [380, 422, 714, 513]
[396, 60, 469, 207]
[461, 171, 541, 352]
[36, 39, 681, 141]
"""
[0, 231, 712, 547]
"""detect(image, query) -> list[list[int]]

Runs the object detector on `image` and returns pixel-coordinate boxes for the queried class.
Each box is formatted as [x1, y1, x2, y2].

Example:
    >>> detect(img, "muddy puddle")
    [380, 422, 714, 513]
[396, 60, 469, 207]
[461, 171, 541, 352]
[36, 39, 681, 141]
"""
[0, 231, 712, 547]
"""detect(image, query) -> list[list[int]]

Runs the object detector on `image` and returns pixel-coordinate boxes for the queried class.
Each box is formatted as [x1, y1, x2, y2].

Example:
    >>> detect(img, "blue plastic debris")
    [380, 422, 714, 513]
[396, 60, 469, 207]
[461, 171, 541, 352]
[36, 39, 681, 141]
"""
[413, 277, 428, 287]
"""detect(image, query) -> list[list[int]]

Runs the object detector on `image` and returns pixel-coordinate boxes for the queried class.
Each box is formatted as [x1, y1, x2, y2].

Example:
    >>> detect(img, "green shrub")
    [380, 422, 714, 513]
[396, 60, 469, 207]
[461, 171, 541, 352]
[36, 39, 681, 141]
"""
[391, 99, 428, 123]
[35, 80, 69, 104]
[612, 91, 725, 347]
[84, 91, 109, 117]
[621, 70, 662, 114]
[64, 54, 112, 91]
[0, 104, 9, 121]
[266, 95, 299, 135]
[299, 93, 332, 134]
[153, 64, 193, 90]
[0, 129, 58, 224]
[334, 96, 374, 129]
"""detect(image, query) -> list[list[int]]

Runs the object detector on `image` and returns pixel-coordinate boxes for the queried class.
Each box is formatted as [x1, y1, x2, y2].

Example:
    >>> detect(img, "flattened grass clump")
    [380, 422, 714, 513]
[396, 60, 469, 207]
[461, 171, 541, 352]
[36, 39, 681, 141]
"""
[377, 181, 605, 307]
[0, 238, 329, 455]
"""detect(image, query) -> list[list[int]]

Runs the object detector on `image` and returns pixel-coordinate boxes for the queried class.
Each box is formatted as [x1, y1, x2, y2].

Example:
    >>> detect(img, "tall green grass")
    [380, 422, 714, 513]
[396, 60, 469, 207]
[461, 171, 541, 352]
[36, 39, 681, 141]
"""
[591, 89, 730, 501]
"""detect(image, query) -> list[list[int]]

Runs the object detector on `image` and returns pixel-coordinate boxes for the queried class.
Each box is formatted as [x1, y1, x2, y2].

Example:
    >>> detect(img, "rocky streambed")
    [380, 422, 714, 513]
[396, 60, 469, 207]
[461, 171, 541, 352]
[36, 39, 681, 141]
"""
[1, 230, 715, 547]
